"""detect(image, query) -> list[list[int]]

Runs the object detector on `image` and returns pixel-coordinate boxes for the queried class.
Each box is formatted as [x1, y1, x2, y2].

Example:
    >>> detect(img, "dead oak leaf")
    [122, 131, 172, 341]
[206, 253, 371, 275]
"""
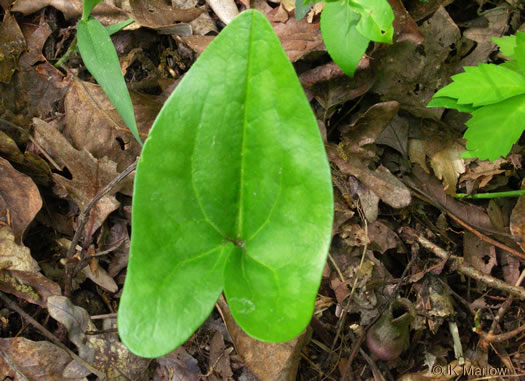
[33, 118, 133, 234]
[0, 337, 85, 381]
[0, 10, 26, 83]
[0, 156, 42, 242]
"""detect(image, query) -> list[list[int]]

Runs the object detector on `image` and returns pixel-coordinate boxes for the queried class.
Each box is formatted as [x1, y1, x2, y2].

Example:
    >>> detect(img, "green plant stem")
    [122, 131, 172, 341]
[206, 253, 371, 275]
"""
[54, 36, 77, 68]
[456, 189, 525, 199]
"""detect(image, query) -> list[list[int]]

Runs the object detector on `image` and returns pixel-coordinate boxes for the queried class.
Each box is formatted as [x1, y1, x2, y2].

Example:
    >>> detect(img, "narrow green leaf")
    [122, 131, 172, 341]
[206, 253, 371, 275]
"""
[105, 18, 134, 36]
[321, 2, 370, 77]
[427, 97, 479, 113]
[433, 64, 525, 106]
[77, 17, 141, 145]
[82, 0, 103, 21]
[462, 95, 525, 161]
[118, 10, 333, 358]
[492, 35, 516, 58]
[349, 0, 394, 43]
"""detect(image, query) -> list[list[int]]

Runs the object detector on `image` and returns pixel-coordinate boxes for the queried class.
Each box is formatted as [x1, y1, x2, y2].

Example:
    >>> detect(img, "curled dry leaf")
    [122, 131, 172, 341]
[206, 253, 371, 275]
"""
[64, 79, 161, 180]
[217, 296, 307, 381]
[129, 0, 202, 35]
[0, 266, 61, 306]
[329, 102, 411, 209]
[33, 118, 133, 234]
[48, 296, 149, 379]
[206, 0, 239, 24]
[80, 264, 118, 293]
[387, 0, 424, 45]
[430, 143, 466, 197]
[12, 0, 129, 24]
[463, 231, 497, 275]
[0, 156, 42, 241]
[0, 11, 26, 83]
[154, 347, 201, 381]
[0, 337, 86, 381]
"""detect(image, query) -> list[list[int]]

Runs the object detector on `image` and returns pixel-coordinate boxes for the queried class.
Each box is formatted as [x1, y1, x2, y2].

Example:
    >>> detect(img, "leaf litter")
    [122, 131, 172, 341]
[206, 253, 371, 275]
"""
[0, 0, 524, 379]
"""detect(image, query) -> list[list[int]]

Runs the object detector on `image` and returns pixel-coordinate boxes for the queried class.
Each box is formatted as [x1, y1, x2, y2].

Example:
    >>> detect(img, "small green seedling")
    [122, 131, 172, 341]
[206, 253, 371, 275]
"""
[428, 32, 525, 162]
[117, 10, 333, 357]
[296, 0, 394, 76]
[76, 0, 141, 144]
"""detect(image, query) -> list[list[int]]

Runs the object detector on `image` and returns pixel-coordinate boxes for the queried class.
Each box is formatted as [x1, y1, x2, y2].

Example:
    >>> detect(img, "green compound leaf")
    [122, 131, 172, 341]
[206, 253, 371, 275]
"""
[462, 95, 525, 161]
[321, 2, 369, 77]
[433, 64, 525, 107]
[492, 35, 516, 59]
[118, 9, 333, 358]
[427, 96, 479, 113]
[349, 0, 394, 43]
[77, 17, 141, 145]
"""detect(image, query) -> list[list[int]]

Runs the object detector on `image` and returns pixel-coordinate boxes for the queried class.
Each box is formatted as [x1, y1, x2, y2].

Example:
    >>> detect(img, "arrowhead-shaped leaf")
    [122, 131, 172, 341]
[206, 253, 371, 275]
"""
[321, 2, 370, 77]
[77, 17, 141, 145]
[118, 10, 333, 358]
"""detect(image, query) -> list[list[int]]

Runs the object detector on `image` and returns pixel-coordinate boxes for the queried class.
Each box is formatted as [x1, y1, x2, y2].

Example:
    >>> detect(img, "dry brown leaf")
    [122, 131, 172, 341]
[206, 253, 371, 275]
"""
[0, 266, 61, 306]
[0, 10, 26, 83]
[12, 0, 129, 24]
[64, 79, 161, 179]
[154, 347, 201, 381]
[80, 264, 118, 293]
[33, 118, 133, 234]
[460, 7, 510, 68]
[0, 156, 42, 241]
[130, 0, 203, 32]
[430, 143, 465, 196]
[270, 10, 324, 62]
[387, 0, 424, 45]
[460, 159, 506, 189]
[0, 337, 86, 381]
[463, 231, 497, 275]
[368, 220, 402, 254]
[48, 296, 149, 379]
[209, 331, 233, 380]
[217, 295, 307, 381]
[372, 7, 460, 118]
[510, 181, 525, 252]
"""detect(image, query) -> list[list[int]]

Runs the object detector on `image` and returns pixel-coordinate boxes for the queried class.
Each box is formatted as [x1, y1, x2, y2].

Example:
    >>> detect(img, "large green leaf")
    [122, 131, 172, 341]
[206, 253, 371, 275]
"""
[118, 9, 333, 358]
[321, 2, 370, 77]
[462, 94, 525, 161]
[492, 35, 516, 59]
[515, 32, 525, 75]
[349, 0, 394, 43]
[433, 64, 525, 107]
[77, 17, 141, 145]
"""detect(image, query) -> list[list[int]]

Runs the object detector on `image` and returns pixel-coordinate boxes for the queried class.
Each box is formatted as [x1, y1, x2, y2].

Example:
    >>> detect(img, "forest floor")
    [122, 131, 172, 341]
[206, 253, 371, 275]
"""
[0, 0, 524, 380]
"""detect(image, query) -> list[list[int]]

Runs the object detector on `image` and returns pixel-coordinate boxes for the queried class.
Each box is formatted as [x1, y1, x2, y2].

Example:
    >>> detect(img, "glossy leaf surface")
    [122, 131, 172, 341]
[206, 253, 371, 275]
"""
[350, 0, 394, 43]
[77, 17, 141, 145]
[321, 2, 369, 77]
[118, 9, 333, 358]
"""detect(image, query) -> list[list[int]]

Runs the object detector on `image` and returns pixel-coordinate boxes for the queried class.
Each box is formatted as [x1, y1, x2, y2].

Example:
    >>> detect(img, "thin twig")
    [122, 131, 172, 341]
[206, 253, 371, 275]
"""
[403, 229, 525, 300]
[447, 213, 525, 261]
[64, 159, 137, 296]
[0, 291, 106, 379]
